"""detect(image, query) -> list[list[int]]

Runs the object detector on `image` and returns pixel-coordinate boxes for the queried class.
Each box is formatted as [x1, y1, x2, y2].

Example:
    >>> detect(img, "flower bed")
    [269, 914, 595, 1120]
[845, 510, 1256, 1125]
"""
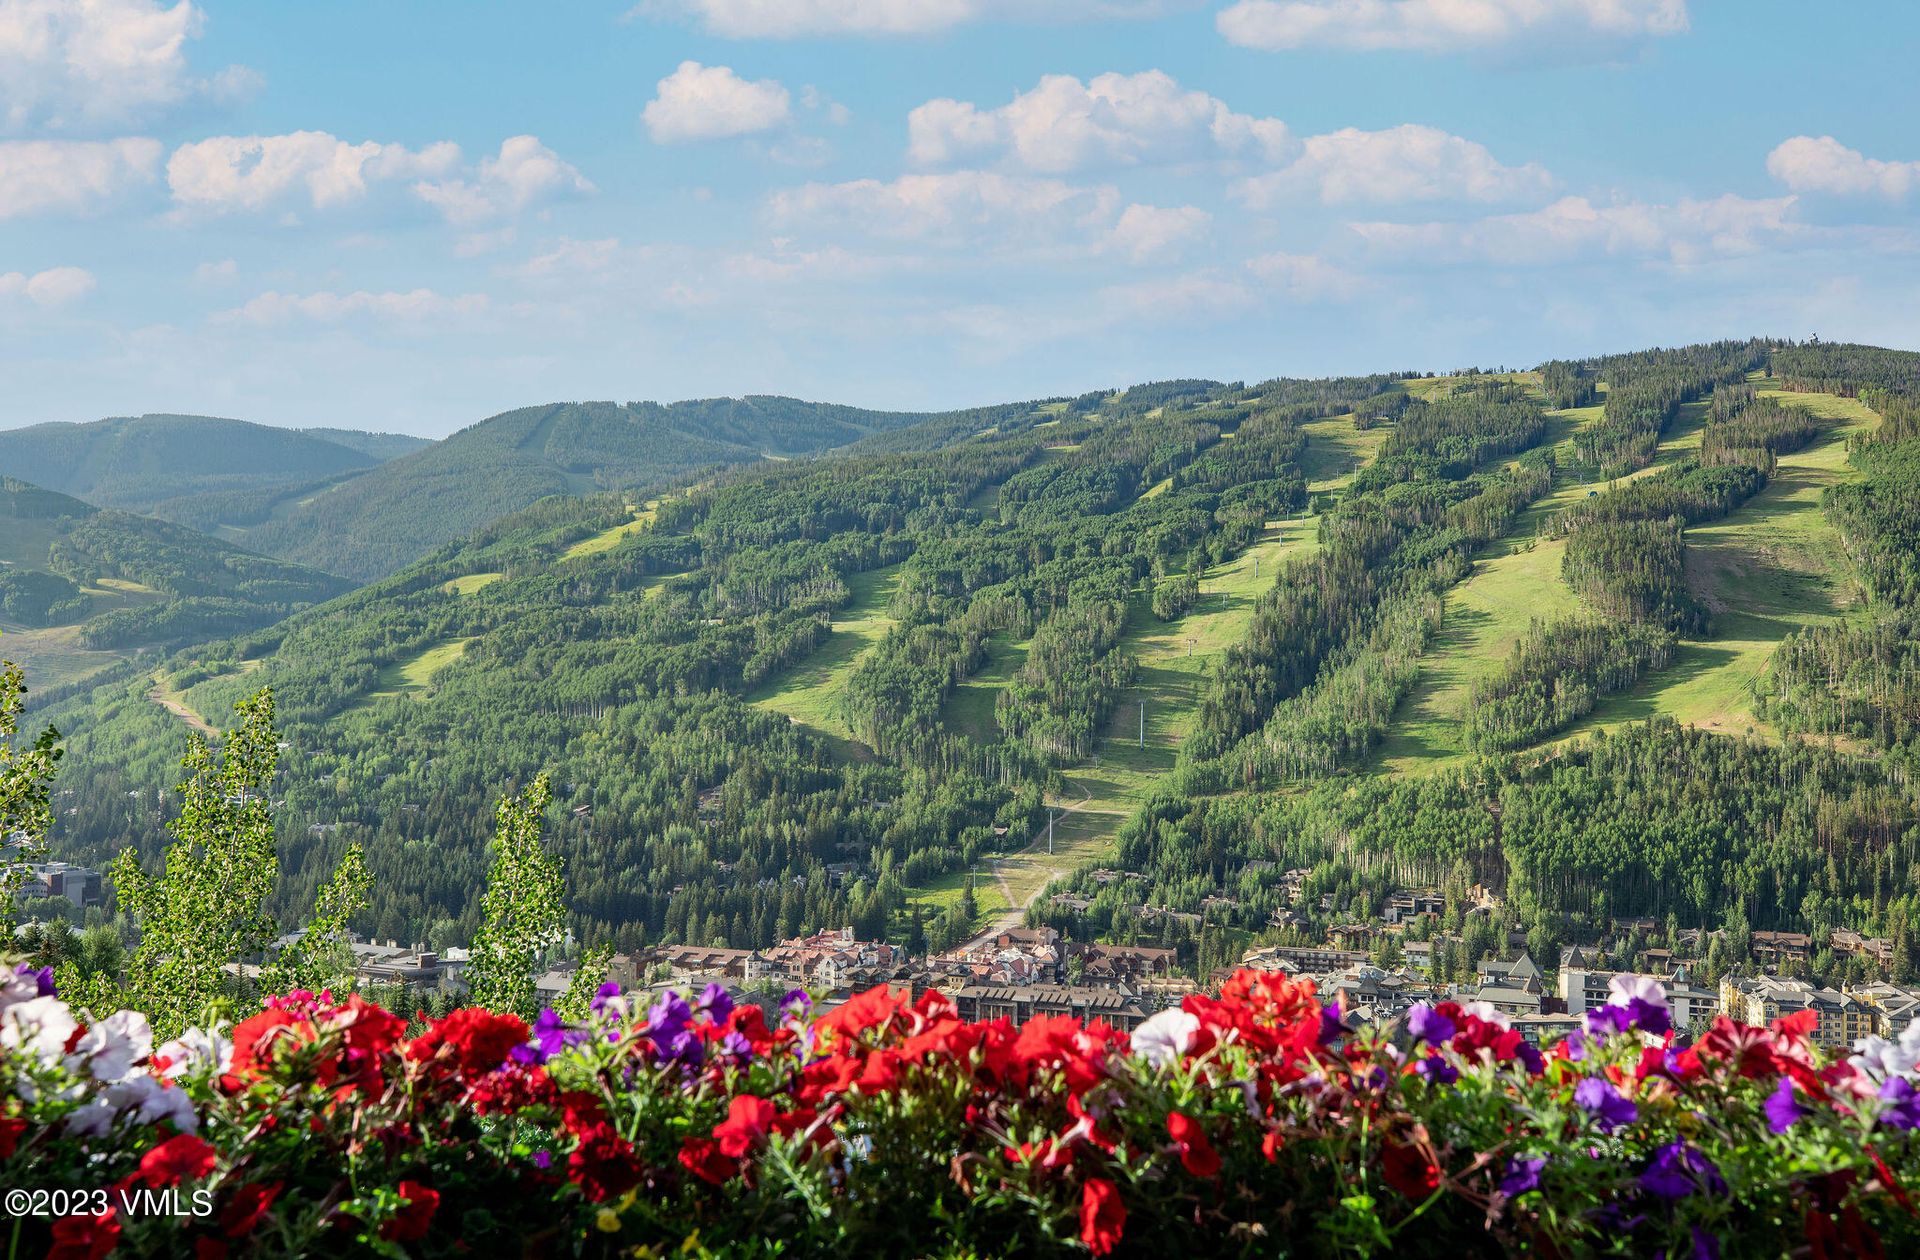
[3, 965, 1917, 1257]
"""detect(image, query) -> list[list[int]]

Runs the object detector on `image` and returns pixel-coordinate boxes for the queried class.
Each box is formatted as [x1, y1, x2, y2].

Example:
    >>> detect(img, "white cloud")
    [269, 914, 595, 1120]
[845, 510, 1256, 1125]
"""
[768, 171, 1120, 246]
[512, 236, 625, 280]
[220, 288, 490, 325]
[1766, 135, 1920, 201]
[167, 132, 588, 225]
[1350, 193, 1801, 266]
[167, 131, 460, 214]
[1246, 251, 1365, 300]
[1217, 0, 1688, 54]
[0, 137, 161, 217]
[644, 61, 791, 143]
[191, 257, 235, 283]
[1103, 204, 1210, 261]
[909, 71, 1291, 172]
[1238, 124, 1552, 205]
[0, 265, 95, 305]
[413, 135, 593, 224]
[640, 0, 1188, 39]
[0, 0, 254, 131]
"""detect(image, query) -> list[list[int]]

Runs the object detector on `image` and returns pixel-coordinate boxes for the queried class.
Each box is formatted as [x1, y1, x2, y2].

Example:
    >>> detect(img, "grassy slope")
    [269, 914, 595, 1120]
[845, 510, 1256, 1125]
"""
[561, 501, 659, 561]
[1546, 385, 1876, 745]
[936, 414, 1380, 931]
[745, 564, 903, 752]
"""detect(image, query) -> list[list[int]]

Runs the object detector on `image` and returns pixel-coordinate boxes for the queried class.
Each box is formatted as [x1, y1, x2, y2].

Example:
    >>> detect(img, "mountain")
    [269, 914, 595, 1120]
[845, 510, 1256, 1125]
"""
[295, 427, 434, 461]
[0, 413, 409, 514]
[30, 340, 1920, 986]
[213, 395, 943, 581]
[0, 474, 352, 697]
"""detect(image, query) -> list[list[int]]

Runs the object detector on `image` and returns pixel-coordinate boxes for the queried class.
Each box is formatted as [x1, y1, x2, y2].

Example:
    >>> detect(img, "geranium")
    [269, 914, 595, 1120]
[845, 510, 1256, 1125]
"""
[135, 1134, 217, 1187]
[713, 1095, 778, 1158]
[407, 1006, 530, 1077]
[47, 1208, 119, 1260]
[1079, 1177, 1126, 1257]
[217, 1182, 281, 1239]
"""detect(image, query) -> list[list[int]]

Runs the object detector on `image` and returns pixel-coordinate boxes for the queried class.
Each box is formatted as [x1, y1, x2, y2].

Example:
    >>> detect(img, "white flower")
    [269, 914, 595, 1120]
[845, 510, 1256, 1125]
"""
[1851, 1022, 1920, 1082]
[1130, 1007, 1201, 1068]
[0, 995, 80, 1064]
[1461, 1001, 1511, 1029]
[157, 1025, 232, 1078]
[61, 1098, 119, 1139]
[1606, 974, 1670, 1012]
[65, 1010, 152, 1082]
[0, 968, 44, 1015]
[103, 1075, 199, 1134]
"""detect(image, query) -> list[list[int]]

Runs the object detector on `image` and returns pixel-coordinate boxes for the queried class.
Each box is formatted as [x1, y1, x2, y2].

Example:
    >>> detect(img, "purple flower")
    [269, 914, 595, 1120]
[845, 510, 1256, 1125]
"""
[1414, 1054, 1458, 1085]
[1574, 1076, 1638, 1132]
[1514, 1041, 1545, 1076]
[1764, 1078, 1808, 1134]
[648, 990, 692, 1034]
[1584, 1005, 1634, 1040]
[1638, 1142, 1724, 1201]
[15, 963, 55, 998]
[1318, 1001, 1345, 1047]
[1407, 1002, 1455, 1045]
[696, 982, 734, 1025]
[780, 988, 812, 1019]
[589, 980, 622, 1015]
[1691, 1226, 1721, 1260]
[531, 1150, 552, 1170]
[1877, 1076, 1920, 1131]
[1500, 1156, 1546, 1197]
[720, 1030, 754, 1061]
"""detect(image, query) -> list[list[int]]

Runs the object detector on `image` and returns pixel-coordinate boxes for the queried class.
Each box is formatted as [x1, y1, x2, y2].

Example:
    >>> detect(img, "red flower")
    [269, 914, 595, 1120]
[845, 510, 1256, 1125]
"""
[137, 1134, 217, 1187]
[219, 1181, 282, 1238]
[1381, 1141, 1441, 1200]
[194, 1238, 229, 1260]
[227, 1008, 308, 1081]
[569, 1122, 644, 1202]
[1167, 1112, 1221, 1178]
[815, 984, 908, 1045]
[1261, 1130, 1285, 1163]
[381, 1180, 439, 1242]
[713, 1095, 778, 1158]
[678, 1136, 735, 1186]
[0, 1115, 26, 1159]
[48, 1208, 119, 1260]
[406, 1007, 529, 1077]
[1080, 1178, 1126, 1257]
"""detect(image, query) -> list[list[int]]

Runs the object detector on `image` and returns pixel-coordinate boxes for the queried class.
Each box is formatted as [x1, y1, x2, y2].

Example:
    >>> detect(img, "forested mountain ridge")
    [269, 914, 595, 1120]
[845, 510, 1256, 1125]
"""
[22, 339, 1920, 986]
[0, 413, 409, 513]
[0, 473, 352, 698]
[198, 395, 962, 581]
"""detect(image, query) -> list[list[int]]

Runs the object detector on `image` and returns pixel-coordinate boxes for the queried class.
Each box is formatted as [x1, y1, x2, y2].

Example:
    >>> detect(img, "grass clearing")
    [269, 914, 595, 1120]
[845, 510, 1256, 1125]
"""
[443, 572, 504, 596]
[1540, 389, 1875, 745]
[148, 669, 216, 736]
[1298, 413, 1385, 491]
[746, 564, 903, 746]
[561, 501, 658, 561]
[355, 637, 476, 706]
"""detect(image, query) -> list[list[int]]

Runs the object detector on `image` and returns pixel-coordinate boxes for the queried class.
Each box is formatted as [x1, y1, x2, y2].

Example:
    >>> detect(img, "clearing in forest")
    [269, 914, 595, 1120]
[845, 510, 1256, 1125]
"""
[444, 572, 504, 595]
[746, 564, 903, 749]
[562, 501, 658, 561]
[356, 637, 476, 706]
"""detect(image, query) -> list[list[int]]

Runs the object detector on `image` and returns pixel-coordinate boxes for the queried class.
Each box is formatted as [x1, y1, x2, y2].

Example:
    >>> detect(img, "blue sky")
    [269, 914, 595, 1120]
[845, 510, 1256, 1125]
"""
[2, 0, 1917, 437]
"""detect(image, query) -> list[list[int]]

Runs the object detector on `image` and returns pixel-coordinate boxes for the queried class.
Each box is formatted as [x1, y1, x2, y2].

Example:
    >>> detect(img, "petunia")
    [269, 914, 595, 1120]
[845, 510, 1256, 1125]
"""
[136, 1134, 218, 1188]
[1764, 1078, 1808, 1134]
[1166, 1112, 1221, 1178]
[1501, 1155, 1546, 1197]
[1876, 1076, 1920, 1131]
[1414, 1054, 1458, 1085]
[1407, 1002, 1456, 1045]
[695, 982, 734, 1025]
[1131, 1007, 1201, 1069]
[1080, 1177, 1126, 1257]
[1574, 1076, 1638, 1132]
[1638, 1142, 1725, 1201]
[381, 1180, 439, 1243]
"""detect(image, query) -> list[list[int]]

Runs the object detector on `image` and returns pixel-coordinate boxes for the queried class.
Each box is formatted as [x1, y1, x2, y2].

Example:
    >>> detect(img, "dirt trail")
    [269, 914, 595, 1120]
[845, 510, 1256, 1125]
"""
[148, 674, 216, 736]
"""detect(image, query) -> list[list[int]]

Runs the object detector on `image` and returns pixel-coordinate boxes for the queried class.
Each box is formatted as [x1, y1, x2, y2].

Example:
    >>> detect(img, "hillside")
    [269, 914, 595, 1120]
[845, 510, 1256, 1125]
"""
[0, 474, 351, 695]
[0, 413, 408, 513]
[25, 340, 1920, 978]
[204, 396, 949, 581]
